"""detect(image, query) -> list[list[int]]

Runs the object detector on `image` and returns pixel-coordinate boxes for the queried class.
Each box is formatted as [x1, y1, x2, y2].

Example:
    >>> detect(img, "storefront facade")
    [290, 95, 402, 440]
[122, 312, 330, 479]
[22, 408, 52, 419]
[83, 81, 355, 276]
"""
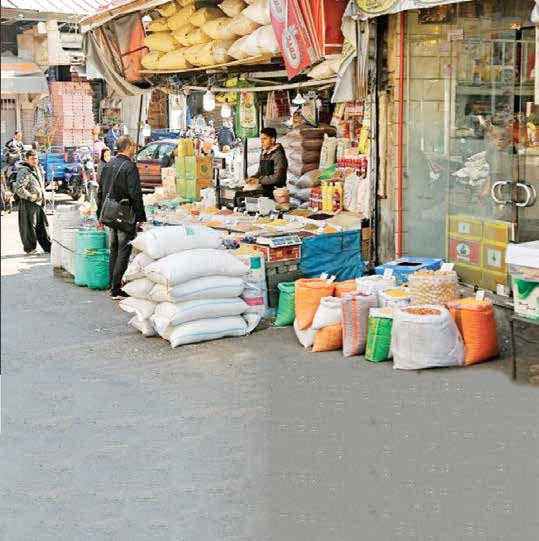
[394, 0, 537, 294]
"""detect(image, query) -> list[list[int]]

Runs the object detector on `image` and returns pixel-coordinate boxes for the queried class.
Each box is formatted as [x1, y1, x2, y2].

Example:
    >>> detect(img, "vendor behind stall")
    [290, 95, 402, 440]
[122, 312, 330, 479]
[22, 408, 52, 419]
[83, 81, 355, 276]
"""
[247, 128, 288, 198]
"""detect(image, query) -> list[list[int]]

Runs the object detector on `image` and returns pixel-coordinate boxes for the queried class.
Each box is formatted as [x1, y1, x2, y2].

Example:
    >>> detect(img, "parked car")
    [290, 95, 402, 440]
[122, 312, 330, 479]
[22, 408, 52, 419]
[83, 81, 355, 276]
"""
[136, 138, 176, 192]
[148, 129, 182, 143]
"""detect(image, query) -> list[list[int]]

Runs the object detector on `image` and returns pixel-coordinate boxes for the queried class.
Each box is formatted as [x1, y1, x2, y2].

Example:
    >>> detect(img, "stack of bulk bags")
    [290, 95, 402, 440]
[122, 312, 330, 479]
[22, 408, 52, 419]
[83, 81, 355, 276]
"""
[287, 169, 323, 208]
[50, 205, 80, 270]
[119, 226, 259, 347]
[279, 127, 337, 179]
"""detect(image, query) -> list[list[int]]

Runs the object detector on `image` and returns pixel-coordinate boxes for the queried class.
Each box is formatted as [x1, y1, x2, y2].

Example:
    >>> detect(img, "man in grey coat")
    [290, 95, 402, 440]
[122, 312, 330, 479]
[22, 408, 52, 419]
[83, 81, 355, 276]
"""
[15, 150, 51, 255]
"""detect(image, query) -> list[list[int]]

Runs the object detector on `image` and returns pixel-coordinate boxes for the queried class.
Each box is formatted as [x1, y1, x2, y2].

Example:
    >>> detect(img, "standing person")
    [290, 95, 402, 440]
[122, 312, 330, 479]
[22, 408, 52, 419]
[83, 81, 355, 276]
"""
[97, 135, 146, 299]
[3, 131, 24, 162]
[105, 123, 121, 153]
[15, 150, 51, 255]
[96, 147, 111, 185]
[93, 135, 108, 161]
[246, 127, 288, 198]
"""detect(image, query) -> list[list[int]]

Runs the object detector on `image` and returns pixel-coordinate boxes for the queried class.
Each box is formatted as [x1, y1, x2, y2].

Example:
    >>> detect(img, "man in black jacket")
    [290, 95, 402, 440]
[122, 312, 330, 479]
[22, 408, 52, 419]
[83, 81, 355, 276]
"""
[247, 127, 288, 198]
[97, 135, 146, 299]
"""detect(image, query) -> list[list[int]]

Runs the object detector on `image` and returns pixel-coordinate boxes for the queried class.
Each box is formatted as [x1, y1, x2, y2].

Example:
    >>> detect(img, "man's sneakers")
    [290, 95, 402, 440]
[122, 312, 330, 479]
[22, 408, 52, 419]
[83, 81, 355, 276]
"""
[110, 289, 129, 300]
[25, 249, 38, 256]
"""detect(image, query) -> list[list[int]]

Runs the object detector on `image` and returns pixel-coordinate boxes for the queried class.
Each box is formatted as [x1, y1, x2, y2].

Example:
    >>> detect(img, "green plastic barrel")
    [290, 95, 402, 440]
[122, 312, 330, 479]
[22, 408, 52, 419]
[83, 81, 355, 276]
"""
[275, 282, 296, 327]
[74, 229, 107, 286]
[86, 249, 110, 290]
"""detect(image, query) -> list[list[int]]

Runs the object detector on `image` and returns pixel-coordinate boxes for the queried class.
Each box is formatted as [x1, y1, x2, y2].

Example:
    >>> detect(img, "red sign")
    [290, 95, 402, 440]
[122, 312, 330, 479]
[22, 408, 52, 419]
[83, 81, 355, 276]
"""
[270, 0, 321, 80]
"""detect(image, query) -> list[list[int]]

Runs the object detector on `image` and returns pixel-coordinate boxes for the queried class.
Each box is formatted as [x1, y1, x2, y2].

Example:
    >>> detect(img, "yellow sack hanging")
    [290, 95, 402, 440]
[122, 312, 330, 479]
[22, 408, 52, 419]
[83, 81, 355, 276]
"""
[190, 42, 217, 66]
[144, 32, 178, 53]
[178, 0, 195, 5]
[183, 44, 204, 66]
[157, 2, 178, 18]
[147, 18, 170, 32]
[167, 4, 196, 31]
[185, 28, 212, 46]
[220, 0, 246, 18]
[157, 48, 192, 70]
[141, 51, 163, 69]
[213, 40, 235, 64]
[228, 13, 260, 36]
[203, 17, 238, 40]
[191, 7, 224, 27]
[172, 23, 197, 46]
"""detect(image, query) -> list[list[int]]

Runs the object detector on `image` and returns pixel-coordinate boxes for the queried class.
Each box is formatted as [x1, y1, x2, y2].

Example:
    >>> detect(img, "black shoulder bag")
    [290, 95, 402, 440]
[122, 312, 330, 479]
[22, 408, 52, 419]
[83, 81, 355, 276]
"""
[99, 161, 137, 233]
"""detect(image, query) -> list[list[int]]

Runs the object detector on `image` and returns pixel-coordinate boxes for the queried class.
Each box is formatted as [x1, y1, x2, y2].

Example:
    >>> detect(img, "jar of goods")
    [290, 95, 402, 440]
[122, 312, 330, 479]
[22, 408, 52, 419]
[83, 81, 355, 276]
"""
[408, 270, 460, 305]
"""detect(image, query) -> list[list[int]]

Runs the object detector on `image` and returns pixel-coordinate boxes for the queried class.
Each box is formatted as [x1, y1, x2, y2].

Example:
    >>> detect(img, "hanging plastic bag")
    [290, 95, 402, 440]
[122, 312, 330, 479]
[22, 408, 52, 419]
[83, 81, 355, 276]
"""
[341, 292, 378, 357]
[275, 282, 296, 327]
[295, 279, 335, 330]
[447, 297, 499, 365]
[392, 306, 465, 370]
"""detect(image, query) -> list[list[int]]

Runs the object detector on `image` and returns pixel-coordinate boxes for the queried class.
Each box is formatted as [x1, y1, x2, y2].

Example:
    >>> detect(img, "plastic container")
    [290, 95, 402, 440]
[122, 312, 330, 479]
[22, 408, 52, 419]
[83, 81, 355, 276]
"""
[408, 270, 460, 305]
[511, 277, 539, 321]
[86, 249, 110, 290]
[74, 229, 107, 287]
[374, 257, 443, 284]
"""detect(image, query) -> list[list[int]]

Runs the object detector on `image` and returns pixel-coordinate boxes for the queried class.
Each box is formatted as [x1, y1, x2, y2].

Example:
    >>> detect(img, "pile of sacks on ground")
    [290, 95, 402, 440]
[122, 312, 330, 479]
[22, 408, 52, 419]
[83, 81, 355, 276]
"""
[142, 0, 280, 71]
[275, 273, 499, 369]
[118, 225, 260, 348]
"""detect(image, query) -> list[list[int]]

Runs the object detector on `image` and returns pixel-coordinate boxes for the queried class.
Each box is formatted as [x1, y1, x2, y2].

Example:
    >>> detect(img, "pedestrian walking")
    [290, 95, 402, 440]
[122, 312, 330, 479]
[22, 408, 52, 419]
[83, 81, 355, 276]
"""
[105, 123, 121, 154]
[96, 147, 112, 185]
[15, 150, 51, 255]
[97, 135, 146, 299]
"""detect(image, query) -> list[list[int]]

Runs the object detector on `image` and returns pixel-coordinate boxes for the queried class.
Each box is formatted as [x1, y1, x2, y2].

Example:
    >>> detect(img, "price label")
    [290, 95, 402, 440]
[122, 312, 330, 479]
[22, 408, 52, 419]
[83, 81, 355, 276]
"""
[383, 269, 394, 279]
[441, 263, 455, 272]
[475, 290, 486, 301]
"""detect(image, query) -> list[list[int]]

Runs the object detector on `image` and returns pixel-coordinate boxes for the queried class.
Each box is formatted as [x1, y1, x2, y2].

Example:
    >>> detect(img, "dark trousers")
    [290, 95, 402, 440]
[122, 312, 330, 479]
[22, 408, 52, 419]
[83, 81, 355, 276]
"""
[18, 199, 51, 253]
[108, 226, 135, 292]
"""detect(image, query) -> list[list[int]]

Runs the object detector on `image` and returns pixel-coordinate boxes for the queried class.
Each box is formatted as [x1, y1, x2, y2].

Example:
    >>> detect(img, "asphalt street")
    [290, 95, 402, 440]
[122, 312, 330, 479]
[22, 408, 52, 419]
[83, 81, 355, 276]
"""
[1, 206, 538, 541]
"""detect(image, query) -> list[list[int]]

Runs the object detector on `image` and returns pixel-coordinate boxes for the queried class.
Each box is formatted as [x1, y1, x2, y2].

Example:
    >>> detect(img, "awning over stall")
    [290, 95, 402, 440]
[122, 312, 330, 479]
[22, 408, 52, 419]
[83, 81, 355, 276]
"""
[356, 0, 471, 19]
[0, 53, 48, 94]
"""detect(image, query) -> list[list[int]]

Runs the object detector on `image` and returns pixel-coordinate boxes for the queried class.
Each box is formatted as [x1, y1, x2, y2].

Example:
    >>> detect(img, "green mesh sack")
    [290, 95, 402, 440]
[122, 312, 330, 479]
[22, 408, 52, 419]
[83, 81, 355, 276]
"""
[365, 310, 394, 362]
[275, 282, 296, 327]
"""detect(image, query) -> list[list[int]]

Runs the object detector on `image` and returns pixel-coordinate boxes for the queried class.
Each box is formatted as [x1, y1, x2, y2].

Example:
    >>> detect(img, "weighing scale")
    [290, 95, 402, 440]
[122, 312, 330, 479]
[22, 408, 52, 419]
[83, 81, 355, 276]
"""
[253, 234, 302, 263]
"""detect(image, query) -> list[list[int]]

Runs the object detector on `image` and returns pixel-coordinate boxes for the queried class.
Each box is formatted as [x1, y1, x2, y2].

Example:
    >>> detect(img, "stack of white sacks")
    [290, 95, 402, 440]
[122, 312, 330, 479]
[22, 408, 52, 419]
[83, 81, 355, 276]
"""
[50, 205, 81, 275]
[118, 225, 260, 347]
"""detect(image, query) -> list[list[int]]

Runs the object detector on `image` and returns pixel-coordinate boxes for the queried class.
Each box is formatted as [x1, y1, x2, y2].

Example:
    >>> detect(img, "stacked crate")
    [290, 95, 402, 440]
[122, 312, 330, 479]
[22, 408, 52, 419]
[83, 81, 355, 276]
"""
[49, 82, 94, 147]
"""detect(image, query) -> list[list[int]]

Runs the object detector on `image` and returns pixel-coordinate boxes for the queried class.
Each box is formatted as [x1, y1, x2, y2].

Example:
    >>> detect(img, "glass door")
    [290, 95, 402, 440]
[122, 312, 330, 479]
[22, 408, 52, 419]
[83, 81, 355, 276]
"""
[447, 28, 537, 293]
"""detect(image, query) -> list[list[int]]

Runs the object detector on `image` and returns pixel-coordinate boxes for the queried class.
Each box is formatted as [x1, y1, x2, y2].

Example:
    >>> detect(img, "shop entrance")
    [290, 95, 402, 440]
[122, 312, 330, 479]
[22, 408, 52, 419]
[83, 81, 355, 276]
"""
[403, 2, 537, 293]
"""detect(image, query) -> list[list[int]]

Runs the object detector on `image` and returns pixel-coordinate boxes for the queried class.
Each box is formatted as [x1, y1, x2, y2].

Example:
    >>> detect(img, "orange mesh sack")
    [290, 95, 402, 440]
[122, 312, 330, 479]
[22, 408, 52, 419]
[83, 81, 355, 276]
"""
[335, 280, 357, 298]
[447, 297, 499, 365]
[295, 279, 335, 330]
[312, 324, 343, 352]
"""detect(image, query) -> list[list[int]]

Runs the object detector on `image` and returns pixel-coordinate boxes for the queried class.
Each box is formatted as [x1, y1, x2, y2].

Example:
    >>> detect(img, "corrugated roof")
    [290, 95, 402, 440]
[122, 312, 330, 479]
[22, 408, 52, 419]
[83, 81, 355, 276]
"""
[3, 0, 111, 16]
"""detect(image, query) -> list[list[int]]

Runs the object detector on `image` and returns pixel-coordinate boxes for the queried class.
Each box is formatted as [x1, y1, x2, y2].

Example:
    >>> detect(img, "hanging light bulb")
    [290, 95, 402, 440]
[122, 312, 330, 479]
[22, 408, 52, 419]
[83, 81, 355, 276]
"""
[292, 89, 305, 105]
[221, 102, 231, 118]
[203, 89, 216, 112]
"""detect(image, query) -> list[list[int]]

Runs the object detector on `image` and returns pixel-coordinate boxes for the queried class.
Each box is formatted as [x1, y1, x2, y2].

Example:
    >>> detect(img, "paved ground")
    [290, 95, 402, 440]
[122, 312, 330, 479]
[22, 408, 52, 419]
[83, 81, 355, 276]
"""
[1, 206, 538, 541]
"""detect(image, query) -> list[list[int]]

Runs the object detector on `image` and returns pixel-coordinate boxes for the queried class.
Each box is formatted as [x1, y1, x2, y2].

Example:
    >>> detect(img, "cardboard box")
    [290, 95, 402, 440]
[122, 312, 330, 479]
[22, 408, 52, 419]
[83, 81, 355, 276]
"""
[196, 156, 212, 180]
[448, 237, 481, 266]
[448, 214, 482, 241]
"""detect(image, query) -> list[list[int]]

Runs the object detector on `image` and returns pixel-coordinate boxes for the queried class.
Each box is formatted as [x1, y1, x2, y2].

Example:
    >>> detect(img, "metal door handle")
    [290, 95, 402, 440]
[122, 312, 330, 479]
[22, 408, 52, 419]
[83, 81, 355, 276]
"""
[491, 180, 510, 205]
[515, 182, 537, 208]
